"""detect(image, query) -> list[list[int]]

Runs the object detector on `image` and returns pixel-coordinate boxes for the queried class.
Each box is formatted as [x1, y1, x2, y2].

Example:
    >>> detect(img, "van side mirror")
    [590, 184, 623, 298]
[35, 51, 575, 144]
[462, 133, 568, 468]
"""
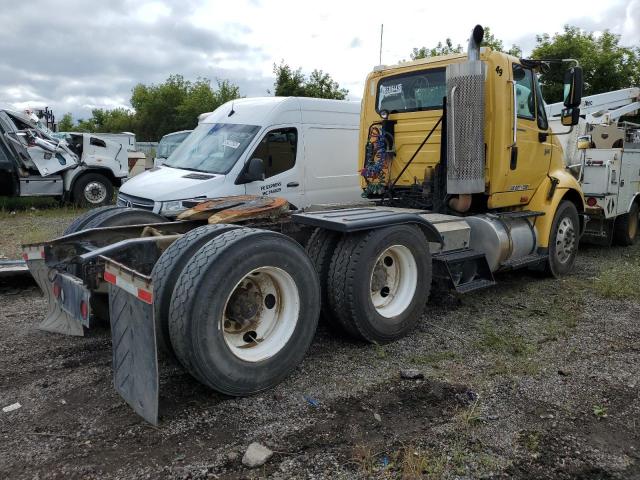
[561, 107, 581, 127]
[563, 66, 583, 109]
[236, 157, 266, 184]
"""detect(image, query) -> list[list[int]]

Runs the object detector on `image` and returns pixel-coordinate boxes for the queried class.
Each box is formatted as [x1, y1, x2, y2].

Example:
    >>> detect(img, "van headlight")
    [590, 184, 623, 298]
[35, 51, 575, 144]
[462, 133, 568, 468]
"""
[159, 198, 206, 216]
[160, 200, 185, 215]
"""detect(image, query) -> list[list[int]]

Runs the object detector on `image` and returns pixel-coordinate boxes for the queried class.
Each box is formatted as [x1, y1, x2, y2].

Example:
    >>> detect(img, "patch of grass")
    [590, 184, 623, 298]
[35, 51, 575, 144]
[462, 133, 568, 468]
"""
[0, 196, 61, 211]
[594, 262, 640, 302]
[455, 398, 483, 430]
[593, 405, 608, 419]
[373, 342, 387, 359]
[520, 431, 541, 453]
[409, 350, 458, 368]
[476, 322, 535, 357]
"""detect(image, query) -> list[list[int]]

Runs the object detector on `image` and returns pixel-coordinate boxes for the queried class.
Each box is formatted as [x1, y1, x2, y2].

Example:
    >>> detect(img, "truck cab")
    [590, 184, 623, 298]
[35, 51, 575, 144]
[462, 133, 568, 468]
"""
[358, 27, 585, 275]
[0, 109, 128, 206]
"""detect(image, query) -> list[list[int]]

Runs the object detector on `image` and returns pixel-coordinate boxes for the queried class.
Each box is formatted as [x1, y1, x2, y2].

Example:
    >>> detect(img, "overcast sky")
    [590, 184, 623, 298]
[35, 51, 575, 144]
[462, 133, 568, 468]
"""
[0, 0, 637, 122]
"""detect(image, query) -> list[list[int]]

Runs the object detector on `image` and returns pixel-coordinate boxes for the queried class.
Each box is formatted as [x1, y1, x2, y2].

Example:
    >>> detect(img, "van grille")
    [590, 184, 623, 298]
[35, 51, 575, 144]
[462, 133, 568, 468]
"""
[117, 193, 155, 210]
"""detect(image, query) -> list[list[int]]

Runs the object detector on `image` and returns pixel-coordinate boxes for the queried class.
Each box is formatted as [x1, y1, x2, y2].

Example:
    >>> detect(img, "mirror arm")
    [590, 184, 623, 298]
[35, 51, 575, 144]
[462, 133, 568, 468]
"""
[546, 125, 574, 137]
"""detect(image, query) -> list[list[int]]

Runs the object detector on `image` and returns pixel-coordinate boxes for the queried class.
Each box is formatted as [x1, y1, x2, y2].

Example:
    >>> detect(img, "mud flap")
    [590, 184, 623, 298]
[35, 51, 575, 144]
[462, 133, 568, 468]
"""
[25, 248, 84, 336]
[108, 284, 159, 425]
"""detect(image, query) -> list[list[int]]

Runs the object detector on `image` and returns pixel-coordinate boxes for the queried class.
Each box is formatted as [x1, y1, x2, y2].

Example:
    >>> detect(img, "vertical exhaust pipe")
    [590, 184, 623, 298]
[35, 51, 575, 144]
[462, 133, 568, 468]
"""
[445, 25, 487, 200]
[467, 25, 484, 61]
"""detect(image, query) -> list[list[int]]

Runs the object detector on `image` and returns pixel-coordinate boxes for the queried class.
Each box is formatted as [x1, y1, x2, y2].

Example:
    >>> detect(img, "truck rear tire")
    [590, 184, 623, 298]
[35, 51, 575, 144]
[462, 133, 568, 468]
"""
[327, 225, 431, 344]
[168, 228, 320, 395]
[305, 228, 353, 334]
[72, 173, 114, 207]
[63, 206, 124, 235]
[613, 202, 639, 246]
[545, 200, 580, 277]
[151, 224, 240, 356]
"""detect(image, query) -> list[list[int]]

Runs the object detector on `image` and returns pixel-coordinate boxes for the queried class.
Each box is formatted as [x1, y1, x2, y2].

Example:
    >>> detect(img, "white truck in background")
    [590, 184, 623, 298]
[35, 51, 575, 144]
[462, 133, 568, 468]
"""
[153, 130, 191, 168]
[548, 87, 640, 245]
[118, 97, 364, 216]
[0, 109, 129, 206]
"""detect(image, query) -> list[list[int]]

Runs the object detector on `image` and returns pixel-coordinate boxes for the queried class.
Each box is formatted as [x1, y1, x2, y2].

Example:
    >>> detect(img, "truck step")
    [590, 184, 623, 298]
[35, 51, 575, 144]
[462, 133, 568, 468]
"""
[499, 253, 546, 270]
[490, 210, 545, 220]
[455, 278, 496, 294]
[432, 248, 495, 294]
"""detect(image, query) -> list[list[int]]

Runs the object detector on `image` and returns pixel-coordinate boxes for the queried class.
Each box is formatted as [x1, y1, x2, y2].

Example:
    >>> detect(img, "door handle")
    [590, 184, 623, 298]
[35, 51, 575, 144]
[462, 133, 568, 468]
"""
[287, 182, 299, 188]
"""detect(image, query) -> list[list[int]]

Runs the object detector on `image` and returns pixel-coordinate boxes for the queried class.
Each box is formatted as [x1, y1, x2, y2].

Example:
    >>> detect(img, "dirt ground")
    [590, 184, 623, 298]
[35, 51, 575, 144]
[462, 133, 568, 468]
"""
[0, 209, 639, 479]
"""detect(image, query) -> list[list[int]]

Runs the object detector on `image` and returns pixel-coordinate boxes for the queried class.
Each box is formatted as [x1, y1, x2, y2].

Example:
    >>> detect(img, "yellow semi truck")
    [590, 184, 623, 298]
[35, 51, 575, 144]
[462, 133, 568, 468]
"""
[24, 25, 607, 424]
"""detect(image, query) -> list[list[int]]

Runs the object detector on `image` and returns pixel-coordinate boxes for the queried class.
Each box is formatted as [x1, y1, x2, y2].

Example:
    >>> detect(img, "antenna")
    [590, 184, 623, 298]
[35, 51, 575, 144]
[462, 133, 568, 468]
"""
[228, 100, 235, 117]
[379, 24, 384, 64]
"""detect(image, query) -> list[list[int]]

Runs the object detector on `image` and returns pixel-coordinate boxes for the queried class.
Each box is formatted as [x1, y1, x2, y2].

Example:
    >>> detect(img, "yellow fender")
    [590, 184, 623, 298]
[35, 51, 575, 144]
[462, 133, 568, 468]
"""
[527, 170, 585, 248]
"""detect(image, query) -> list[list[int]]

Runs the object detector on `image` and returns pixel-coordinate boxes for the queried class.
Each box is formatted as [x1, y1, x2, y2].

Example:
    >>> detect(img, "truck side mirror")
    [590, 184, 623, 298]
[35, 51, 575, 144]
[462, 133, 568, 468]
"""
[561, 107, 581, 127]
[563, 66, 583, 109]
[236, 157, 266, 184]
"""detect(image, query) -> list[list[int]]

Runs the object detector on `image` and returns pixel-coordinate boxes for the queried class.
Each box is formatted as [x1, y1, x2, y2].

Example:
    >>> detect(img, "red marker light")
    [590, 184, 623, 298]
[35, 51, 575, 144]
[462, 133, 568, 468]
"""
[52, 282, 61, 298]
[80, 300, 88, 320]
[104, 271, 116, 284]
[586, 197, 597, 207]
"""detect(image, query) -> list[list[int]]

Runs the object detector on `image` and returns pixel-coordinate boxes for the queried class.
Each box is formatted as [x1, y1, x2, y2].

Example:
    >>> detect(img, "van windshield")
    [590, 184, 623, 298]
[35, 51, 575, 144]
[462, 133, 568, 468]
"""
[163, 123, 260, 174]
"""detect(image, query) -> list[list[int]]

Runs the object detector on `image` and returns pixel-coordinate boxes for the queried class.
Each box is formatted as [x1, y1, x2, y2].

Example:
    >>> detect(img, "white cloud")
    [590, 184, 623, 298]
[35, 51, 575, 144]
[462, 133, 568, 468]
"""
[0, 0, 636, 122]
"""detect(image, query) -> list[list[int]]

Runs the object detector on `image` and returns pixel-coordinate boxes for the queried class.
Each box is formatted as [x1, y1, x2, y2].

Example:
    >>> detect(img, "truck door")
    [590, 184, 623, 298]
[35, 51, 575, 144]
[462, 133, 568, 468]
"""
[496, 64, 552, 202]
[242, 126, 304, 208]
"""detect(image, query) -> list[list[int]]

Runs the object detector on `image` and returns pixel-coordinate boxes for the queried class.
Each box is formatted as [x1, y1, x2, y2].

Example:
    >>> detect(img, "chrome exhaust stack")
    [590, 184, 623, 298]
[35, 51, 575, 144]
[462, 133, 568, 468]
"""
[446, 25, 486, 197]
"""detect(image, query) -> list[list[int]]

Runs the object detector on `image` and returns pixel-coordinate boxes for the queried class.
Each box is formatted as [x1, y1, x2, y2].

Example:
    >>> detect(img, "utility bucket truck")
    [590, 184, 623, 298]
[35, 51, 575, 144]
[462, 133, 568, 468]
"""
[24, 25, 600, 424]
[547, 87, 640, 245]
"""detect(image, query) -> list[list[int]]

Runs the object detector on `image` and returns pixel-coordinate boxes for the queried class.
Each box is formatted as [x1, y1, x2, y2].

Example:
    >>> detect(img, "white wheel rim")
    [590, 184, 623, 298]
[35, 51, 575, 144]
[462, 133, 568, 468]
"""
[84, 181, 107, 204]
[221, 266, 300, 362]
[369, 244, 418, 318]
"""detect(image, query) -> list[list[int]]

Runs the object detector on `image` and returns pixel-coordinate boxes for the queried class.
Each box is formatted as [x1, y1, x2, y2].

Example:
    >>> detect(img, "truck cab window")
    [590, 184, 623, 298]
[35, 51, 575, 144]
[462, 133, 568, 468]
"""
[534, 75, 549, 131]
[513, 64, 535, 120]
[250, 128, 297, 179]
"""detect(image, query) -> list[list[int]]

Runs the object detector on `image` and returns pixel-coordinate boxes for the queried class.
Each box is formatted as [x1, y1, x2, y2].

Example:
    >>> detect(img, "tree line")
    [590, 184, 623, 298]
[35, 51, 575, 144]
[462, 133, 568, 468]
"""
[59, 25, 639, 141]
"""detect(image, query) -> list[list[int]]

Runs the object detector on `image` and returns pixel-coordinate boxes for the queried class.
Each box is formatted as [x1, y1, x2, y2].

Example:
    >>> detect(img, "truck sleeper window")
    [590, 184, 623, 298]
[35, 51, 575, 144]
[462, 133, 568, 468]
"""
[377, 68, 446, 114]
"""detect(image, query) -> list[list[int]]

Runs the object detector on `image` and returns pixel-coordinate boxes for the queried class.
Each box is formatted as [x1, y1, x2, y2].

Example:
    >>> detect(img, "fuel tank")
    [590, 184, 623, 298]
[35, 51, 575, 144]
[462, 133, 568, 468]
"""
[465, 215, 537, 272]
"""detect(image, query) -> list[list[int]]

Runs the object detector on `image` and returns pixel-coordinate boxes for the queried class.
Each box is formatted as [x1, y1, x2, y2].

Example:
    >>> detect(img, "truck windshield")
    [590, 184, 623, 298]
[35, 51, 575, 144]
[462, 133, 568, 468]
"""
[157, 131, 191, 159]
[377, 68, 446, 114]
[163, 123, 260, 174]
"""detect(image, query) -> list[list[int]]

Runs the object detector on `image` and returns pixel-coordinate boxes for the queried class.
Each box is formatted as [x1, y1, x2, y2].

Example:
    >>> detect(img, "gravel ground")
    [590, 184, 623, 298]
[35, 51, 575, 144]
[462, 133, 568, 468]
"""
[0, 210, 639, 479]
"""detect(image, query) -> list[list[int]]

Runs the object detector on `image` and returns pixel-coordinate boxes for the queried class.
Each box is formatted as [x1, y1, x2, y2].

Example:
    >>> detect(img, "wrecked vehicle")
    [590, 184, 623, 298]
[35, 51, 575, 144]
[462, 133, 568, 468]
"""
[0, 109, 128, 206]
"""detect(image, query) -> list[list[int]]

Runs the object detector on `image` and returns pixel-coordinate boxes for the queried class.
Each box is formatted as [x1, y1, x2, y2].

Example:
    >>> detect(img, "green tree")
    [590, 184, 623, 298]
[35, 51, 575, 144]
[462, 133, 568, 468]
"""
[411, 39, 462, 60]
[481, 27, 522, 57]
[131, 75, 241, 140]
[272, 62, 348, 99]
[57, 113, 74, 132]
[532, 25, 640, 102]
[410, 27, 521, 60]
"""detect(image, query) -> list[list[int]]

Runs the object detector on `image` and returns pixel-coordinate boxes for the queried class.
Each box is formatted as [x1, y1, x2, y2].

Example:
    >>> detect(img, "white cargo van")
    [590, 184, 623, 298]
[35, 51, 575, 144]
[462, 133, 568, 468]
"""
[117, 97, 362, 216]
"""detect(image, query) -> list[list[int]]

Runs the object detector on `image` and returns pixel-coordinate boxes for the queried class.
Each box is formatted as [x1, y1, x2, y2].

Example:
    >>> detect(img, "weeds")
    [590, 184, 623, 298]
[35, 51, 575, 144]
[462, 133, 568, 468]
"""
[409, 350, 458, 368]
[594, 262, 640, 302]
[593, 405, 608, 419]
